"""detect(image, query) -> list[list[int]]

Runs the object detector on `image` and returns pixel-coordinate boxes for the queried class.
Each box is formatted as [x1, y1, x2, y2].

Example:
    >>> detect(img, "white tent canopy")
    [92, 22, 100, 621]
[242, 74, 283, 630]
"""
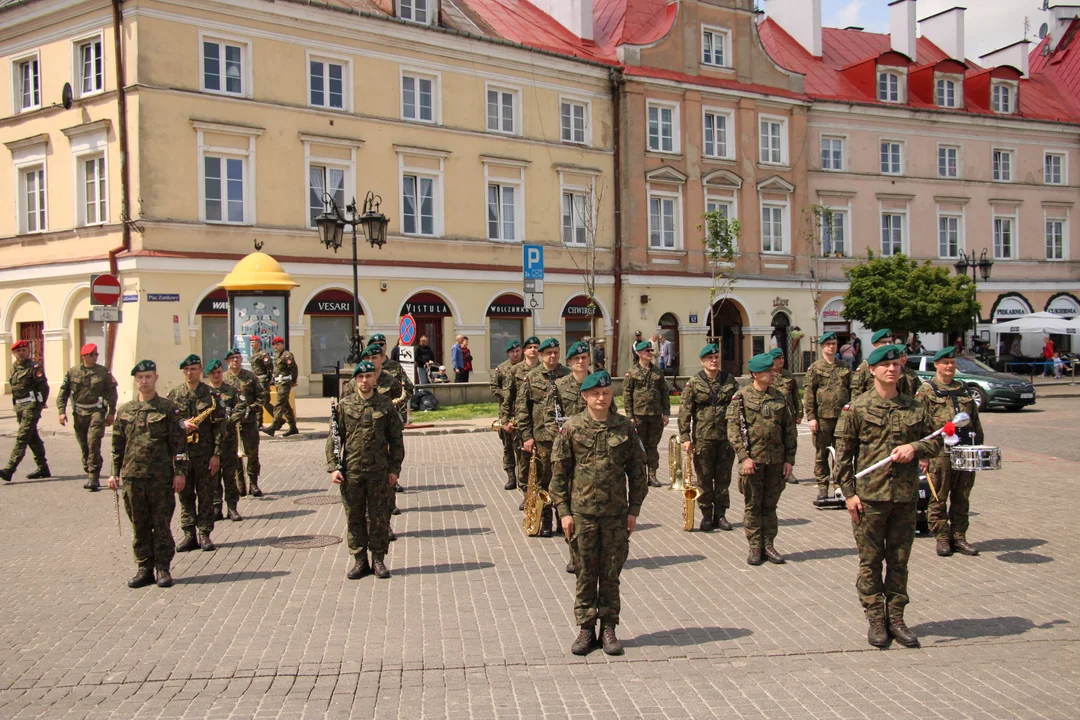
[990, 312, 1076, 336]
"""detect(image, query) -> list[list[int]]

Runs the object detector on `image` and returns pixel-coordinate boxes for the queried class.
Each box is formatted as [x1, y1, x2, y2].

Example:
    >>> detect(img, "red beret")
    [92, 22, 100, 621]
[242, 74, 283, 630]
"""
[81, 343, 98, 355]
[250, 335, 261, 342]
[11, 340, 28, 350]
[272, 336, 285, 344]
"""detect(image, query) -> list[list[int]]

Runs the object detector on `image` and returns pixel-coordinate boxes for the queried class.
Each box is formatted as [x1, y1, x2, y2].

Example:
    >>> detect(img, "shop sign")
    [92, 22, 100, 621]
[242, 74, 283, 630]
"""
[196, 290, 228, 315]
[487, 294, 529, 317]
[992, 296, 1032, 321]
[304, 289, 360, 316]
[1046, 295, 1080, 319]
[148, 293, 180, 302]
[772, 296, 789, 308]
[402, 293, 451, 317]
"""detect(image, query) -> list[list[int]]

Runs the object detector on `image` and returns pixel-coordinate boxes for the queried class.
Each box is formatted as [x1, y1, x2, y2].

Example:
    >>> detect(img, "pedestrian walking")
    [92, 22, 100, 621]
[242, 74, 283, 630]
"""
[249, 335, 274, 425]
[262, 337, 299, 437]
[223, 347, 266, 501]
[0, 339, 50, 482]
[56, 343, 117, 491]
[204, 358, 244, 521]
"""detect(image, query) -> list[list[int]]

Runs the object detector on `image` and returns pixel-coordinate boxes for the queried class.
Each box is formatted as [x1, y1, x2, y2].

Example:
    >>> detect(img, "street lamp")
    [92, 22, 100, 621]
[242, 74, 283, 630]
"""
[315, 191, 390, 363]
[953, 248, 993, 350]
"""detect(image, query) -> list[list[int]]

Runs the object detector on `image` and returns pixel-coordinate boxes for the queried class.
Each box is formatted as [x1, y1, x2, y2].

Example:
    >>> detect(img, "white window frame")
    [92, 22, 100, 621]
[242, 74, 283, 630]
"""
[701, 25, 731, 68]
[482, 159, 526, 244]
[68, 125, 110, 227]
[877, 69, 904, 103]
[760, 201, 788, 255]
[991, 81, 1017, 114]
[400, 68, 440, 125]
[705, 191, 738, 224]
[702, 107, 734, 160]
[306, 51, 352, 112]
[880, 139, 904, 176]
[821, 134, 845, 172]
[194, 121, 260, 225]
[562, 190, 589, 247]
[647, 190, 682, 250]
[487, 183, 520, 242]
[880, 211, 906, 257]
[301, 135, 360, 230]
[937, 144, 961, 179]
[992, 209, 1019, 260]
[559, 170, 596, 248]
[646, 100, 680, 155]
[935, 76, 961, 108]
[11, 50, 41, 114]
[937, 213, 964, 259]
[992, 147, 1015, 183]
[759, 114, 788, 166]
[559, 96, 591, 146]
[397, 0, 434, 25]
[198, 32, 252, 99]
[485, 82, 521, 136]
[397, 147, 447, 239]
[1044, 151, 1067, 186]
[820, 206, 849, 257]
[72, 32, 105, 99]
[16, 163, 47, 234]
[1045, 214, 1068, 261]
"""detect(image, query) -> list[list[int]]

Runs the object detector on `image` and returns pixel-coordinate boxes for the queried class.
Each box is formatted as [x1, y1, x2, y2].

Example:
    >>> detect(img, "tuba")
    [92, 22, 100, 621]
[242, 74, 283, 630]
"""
[682, 442, 702, 531]
[522, 454, 551, 537]
[668, 434, 684, 491]
[187, 396, 217, 445]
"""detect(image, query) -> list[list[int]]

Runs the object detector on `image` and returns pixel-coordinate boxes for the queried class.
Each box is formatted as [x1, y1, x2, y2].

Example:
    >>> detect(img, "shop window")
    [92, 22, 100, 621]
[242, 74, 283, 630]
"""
[565, 320, 591, 349]
[201, 316, 229, 366]
[488, 318, 523, 369]
[310, 316, 353, 375]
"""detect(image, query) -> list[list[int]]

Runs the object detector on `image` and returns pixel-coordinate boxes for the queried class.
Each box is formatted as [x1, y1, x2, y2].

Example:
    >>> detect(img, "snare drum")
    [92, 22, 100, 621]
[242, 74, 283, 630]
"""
[949, 445, 1002, 472]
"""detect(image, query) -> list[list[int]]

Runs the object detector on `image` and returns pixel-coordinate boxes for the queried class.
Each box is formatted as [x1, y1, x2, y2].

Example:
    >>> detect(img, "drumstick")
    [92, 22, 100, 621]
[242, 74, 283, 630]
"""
[854, 417, 964, 480]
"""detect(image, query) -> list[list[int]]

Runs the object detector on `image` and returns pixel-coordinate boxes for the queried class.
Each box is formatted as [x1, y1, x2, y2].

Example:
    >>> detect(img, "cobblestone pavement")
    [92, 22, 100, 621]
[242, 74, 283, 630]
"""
[0, 400, 1077, 719]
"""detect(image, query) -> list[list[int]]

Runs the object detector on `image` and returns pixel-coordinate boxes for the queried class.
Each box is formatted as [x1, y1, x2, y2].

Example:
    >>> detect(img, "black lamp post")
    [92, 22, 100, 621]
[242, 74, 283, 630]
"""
[953, 248, 993, 349]
[315, 191, 389, 363]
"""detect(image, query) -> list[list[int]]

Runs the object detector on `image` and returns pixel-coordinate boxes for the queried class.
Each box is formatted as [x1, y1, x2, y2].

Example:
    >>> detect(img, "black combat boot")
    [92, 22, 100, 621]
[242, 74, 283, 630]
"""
[518, 498, 526, 511]
[764, 545, 786, 564]
[214, 505, 224, 522]
[389, 528, 397, 542]
[198, 533, 216, 552]
[503, 470, 517, 491]
[699, 515, 714, 532]
[26, 463, 50, 479]
[238, 476, 248, 497]
[393, 482, 404, 493]
[714, 513, 732, 531]
[647, 469, 663, 488]
[936, 536, 953, 557]
[600, 626, 624, 656]
[260, 423, 279, 437]
[867, 616, 889, 648]
[87, 475, 100, 492]
[887, 616, 920, 648]
[0, 467, 11, 482]
[747, 546, 764, 566]
[128, 567, 155, 588]
[155, 568, 174, 588]
[951, 536, 979, 556]
[539, 509, 553, 538]
[815, 488, 829, 503]
[176, 532, 199, 553]
[282, 427, 300, 437]
[83, 476, 96, 490]
[392, 506, 401, 515]
[347, 554, 371, 579]
[372, 555, 390, 579]
[227, 504, 243, 521]
[249, 481, 263, 498]
[566, 561, 575, 574]
[570, 624, 598, 655]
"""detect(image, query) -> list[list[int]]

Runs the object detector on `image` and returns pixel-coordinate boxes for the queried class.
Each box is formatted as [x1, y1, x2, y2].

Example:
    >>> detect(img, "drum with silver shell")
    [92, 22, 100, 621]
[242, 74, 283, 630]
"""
[949, 445, 1001, 472]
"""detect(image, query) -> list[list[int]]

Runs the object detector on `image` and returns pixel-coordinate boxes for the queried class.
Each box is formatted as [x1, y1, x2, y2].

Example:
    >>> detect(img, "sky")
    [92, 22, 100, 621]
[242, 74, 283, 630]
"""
[821, 0, 1053, 61]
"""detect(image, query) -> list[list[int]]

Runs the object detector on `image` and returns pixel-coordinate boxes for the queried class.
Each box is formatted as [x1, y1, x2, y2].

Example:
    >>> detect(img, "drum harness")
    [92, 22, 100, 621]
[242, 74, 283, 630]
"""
[924, 382, 973, 503]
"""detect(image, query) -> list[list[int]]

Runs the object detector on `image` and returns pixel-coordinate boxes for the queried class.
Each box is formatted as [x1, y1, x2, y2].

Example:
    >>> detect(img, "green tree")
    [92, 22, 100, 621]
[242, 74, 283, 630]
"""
[842, 252, 980, 335]
[700, 209, 740, 321]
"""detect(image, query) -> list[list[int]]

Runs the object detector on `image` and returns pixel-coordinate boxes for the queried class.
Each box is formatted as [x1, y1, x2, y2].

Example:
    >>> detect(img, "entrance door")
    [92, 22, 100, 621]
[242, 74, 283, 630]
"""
[18, 321, 44, 363]
[771, 311, 790, 367]
[416, 317, 443, 367]
[709, 302, 743, 376]
[659, 312, 679, 375]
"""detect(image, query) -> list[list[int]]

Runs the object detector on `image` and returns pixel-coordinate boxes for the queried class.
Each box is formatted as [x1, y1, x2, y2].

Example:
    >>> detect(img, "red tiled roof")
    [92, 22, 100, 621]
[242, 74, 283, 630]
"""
[451, 0, 612, 62]
[593, 0, 676, 51]
[1029, 17, 1080, 112]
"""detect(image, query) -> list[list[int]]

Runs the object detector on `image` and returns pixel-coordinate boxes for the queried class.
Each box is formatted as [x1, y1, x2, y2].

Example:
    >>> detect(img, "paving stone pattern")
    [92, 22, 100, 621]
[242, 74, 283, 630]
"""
[0, 400, 1077, 719]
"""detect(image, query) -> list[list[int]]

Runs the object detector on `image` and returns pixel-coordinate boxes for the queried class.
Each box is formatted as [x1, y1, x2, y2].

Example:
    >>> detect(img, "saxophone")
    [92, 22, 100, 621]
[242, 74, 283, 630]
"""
[669, 433, 684, 491]
[682, 442, 702, 531]
[521, 454, 550, 537]
[187, 396, 217, 445]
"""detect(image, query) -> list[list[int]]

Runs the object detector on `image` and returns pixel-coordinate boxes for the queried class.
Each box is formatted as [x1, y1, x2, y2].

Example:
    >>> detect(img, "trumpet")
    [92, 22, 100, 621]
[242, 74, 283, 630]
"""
[682, 441, 702, 532]
[491, 419, 515, 432]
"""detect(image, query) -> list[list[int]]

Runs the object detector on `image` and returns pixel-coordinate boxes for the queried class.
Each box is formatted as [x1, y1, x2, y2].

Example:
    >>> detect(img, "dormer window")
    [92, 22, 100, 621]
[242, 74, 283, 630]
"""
[398, 0, 431, 25]
[701, 26, 730, 68]
[936, 78, 957, 108]
[991, 82, 1016, 114]
[877, 71, 903, 103]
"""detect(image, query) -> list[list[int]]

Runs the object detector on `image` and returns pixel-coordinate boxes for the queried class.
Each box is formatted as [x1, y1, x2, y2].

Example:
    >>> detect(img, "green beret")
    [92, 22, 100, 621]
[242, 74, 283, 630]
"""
[179, 354, 202, 369]
[566, 341, 589, 360]
[539, 338, 560, 352]
[361, 344, 382, 358]
[894, 343, 909, 354]
[352, 360, 376, 376]
[523, 336, 540, 348]
[871, 328, 893, 344]
[699, 343, 719, 358]
[204, 359, 223, 375]
[769, 348, 783, 359]
[634, 340, 653, 352]
[819, 332, 837, 344]
[934, 346, 957, 361]
[580, 371, 611, 392]
[868, 345, 901, 366]
[131, 359, 156, 376]
[225, 347, 242, 360]
[748, 353, 775, 373]
[369, 333, 386, 343]
[505, 340, 521, 353]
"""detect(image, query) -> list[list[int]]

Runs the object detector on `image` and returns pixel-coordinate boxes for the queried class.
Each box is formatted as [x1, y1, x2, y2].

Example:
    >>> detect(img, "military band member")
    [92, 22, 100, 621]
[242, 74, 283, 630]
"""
[622, 340, 670, 488]
[770, 348, 803, 425]
[249, 335, 275, 424]
[168, 354, 225, 552]
[803, 332, 852, 502]
[503, 336, 541, 509]
[205, 359, 245, 521]
[551, 371, 648, 656]
[261, 336, 299, 437]
[727, 353, 797, 566]
[517, 338, 570, 537]
[850, 329, 894, 399]
[895, 346, 923, 398]
[835, 344, 943, 649]
[490, 340, 524, 490]
[224, 347, 266, 499]
[369, 333, 415, 411]
[108, 360, 189, 588]
[678, 343, 738, 532]
[915, 347, 984, 557]
[57, 343, 118, 491]
[1, 339, 50, 482]
[328, 360, 405, 580]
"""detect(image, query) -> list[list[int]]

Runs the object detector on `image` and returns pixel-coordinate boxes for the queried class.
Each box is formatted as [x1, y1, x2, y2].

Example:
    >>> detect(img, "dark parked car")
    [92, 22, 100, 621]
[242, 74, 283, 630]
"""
[906, 354, 1035, 411]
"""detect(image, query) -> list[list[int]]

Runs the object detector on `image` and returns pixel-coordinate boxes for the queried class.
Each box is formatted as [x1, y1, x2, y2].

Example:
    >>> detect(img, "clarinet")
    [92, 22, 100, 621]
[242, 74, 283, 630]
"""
[550, 375, 568, 430]
[738, 394, 752, 459]
[329, 397, 345, 471]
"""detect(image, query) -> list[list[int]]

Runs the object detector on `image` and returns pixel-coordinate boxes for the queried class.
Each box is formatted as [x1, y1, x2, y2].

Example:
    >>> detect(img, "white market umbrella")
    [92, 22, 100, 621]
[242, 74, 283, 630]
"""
[990, 312, 1074, 335]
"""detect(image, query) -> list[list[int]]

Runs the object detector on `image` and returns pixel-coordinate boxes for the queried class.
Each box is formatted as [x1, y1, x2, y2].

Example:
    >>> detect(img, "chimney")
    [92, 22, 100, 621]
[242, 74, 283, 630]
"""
[979, 40, 1031, 78]
[532, 0, 594, 41]
[766, 0, 822, 57]
[919, 6, 965, 63]
[889, 0, 917, 60]
[1047, 3, 1080, 53]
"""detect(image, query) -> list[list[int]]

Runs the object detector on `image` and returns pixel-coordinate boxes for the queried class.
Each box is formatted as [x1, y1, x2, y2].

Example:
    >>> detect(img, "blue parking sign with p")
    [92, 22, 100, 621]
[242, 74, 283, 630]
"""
[523, 244, 544, 279]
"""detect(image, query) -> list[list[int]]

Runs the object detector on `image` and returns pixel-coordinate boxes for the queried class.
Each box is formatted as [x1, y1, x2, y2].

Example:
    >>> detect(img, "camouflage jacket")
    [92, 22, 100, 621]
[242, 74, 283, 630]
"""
[622, 362, 670, 419]
[678, 370, 738, 443]
[273, 350, 299, 387]
[552, 372, 616, 428]
[326, 390, 404, 476]
[9, 358, 49, 405]
[803, 359, 851, 421]
[224, 368, 266, 426]
[775, 368, 803, 421]
[489, 358, 517, 405]
[834, 389, 943, 502]
[250, 351, 274, 385]
[516, 364, 571, 444]
[551, 411, 648, 518]
[167, 382, 225, 459]
[111, 394, 190, 481]
[849, 359, 872, 399]
[915, 378, 983, 454]
[57, 363, 117, 416]
[500, 359, 540, 426]
[208, 381, 244, 434]
[726, 384, 797, 466]
[897, 367, 923, 397]
[382, 358, 415, 406]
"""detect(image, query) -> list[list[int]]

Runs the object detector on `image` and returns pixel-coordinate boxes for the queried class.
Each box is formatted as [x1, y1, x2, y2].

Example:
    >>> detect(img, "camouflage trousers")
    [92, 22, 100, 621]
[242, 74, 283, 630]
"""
[123, 477, 176, 571]
[179, 454, 216, 535]
[340, 470, 394, 557]
[851, 500, 916, 621]
[738, 463, 786, 549]
[73, 410, 107, 479]
[634, 415, 665, 471]
[570, 514, 630, 627]
[256, 377, 273, 423]
[271, 384, 296, 430]
[236, 421, 262, 493]
[514, 431, 531, 492]
[498, 427, 516, 478]
[811, 417, 839, 488]
[693, 438, 735, 518]
[926, 457, 975, 540]
[212, 429, 240, 508]
[534, 440, 555, 526]
[7, 404, 45, 470]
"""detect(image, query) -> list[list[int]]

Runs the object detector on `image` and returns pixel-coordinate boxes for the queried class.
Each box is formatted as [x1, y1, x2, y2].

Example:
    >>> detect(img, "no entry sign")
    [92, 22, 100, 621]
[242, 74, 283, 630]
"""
[90, 274, 122, 306]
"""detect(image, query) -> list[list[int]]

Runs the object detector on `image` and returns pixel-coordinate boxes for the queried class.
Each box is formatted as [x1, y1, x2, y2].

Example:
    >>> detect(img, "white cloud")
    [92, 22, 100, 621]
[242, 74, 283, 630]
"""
[830, 0, 867, 29]
[917, 0, 1051, 62]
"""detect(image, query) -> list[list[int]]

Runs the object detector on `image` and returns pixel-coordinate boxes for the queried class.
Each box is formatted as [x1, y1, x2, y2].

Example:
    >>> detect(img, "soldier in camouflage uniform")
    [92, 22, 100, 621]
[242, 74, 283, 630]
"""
[327, 360, 405, 580]
[205, 358, 245, 521]
[727, 353, 797, 566]
[915, 346, 984, 558]
[224, 347, 266, 498]
[108, 360, 190, 589]
[502, 336, 541, 507]
[168, 354, 225, 552]
[262, 337, 299, 437]
[248, 335, 275, 425]
[517, 338, 571, 537]
[678, 343, 738, 532]
[490, 340, 524, 490]
[551, 371, 648, 657]
[770, 348, 803, 423]
[56, 343, 118, 491]
[835, 344, 943, 649]
[369, 333, 415, 411]
[1, 340, 50, 482]
[803, 332, 852, 502]
[622, 340, 670, 488]
[850, 328, 894, 399]
[895, 346, 923, 397]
